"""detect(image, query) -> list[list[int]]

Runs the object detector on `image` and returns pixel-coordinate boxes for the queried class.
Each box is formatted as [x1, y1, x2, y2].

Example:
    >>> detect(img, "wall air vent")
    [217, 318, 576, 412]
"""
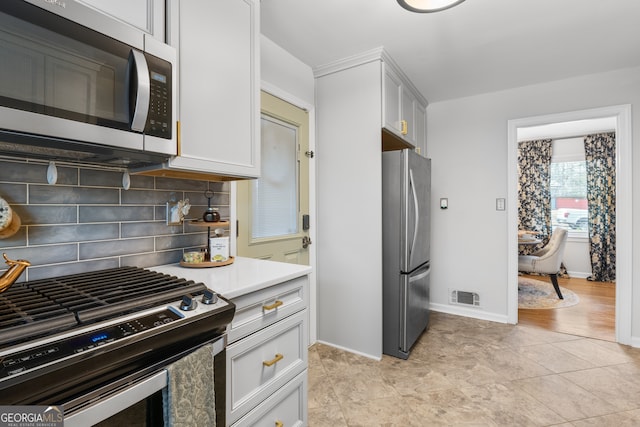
[450, 290, 480, 307]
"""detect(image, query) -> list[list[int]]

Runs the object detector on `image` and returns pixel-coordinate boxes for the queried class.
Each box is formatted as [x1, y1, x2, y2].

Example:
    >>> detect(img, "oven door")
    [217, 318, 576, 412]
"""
[64, 336, 226, 427]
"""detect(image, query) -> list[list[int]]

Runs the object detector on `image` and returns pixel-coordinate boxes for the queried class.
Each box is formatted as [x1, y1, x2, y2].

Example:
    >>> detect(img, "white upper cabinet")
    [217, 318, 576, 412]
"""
[415, 102, 427, 155]
[75, 0, 165, 41]
[384, 66, 402, 137]
[382, 61, 426, 150]
[162, 0, 260, 180]
[401, 85, 417, 145]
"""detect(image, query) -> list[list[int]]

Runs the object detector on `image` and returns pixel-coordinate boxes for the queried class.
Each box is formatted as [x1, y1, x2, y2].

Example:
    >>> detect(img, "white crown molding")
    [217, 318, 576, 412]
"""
[313, 46, 428, 105]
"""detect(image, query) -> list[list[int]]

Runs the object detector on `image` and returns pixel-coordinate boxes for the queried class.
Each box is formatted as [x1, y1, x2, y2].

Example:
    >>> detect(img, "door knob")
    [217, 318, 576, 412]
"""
[302, 236, 312, 248]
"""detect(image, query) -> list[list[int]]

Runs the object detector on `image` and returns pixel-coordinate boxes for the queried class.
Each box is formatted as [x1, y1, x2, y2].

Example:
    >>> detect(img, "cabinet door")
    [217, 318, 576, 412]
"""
[401, 85, 417, 145]
[415, 102, 427, 155]
[226, 310, 307, 424]
[75, 0, 165, 41]
[169, 0, 260, 179]
[232, 371, 307, 427]
[383, 65, 402, 136]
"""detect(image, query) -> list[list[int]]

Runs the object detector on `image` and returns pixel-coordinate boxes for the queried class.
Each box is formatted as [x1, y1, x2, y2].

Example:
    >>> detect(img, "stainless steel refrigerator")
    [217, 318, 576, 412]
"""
[382, 149, 431, 359]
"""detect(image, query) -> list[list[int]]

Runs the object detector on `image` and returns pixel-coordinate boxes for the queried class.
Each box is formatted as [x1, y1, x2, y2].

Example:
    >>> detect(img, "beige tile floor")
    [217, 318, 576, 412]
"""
[308, 312, 640, 426]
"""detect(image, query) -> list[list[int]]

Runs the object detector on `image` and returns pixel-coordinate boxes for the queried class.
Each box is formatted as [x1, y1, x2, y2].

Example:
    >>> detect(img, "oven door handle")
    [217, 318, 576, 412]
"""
[64, 370, 167, 427]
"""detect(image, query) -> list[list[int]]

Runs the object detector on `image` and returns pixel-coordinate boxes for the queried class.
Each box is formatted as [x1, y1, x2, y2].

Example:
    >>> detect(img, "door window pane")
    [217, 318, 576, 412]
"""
[251, 116, 298, 239]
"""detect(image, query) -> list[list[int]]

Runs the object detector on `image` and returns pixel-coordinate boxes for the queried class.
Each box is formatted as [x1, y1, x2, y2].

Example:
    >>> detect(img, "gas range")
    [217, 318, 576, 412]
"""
[0, 266, 235, 409]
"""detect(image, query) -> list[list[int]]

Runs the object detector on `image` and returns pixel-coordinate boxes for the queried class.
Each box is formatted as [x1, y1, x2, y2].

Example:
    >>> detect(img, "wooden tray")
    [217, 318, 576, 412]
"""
[180, 256, 234, 268]
[188, 220, 230, 228]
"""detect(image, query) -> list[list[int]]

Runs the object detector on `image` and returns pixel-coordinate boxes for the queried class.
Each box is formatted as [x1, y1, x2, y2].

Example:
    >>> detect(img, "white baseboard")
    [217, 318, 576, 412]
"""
[430, 303, 510, 324]
[567, 271, 591, 279]
[313, 339, 382, 361]
[629, 335, 640, 349]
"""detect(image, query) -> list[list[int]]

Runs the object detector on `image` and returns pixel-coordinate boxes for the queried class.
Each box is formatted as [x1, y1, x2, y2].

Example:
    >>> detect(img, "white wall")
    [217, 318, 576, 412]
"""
[261, 35, 315, 106]
[315, 62, 383, 359]
[426, 66, 640, 340]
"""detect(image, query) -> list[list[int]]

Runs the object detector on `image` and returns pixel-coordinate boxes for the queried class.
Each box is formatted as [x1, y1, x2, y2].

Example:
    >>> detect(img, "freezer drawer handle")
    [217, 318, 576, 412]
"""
[263, 353, 284, 367]
[263, 300, 284, 311]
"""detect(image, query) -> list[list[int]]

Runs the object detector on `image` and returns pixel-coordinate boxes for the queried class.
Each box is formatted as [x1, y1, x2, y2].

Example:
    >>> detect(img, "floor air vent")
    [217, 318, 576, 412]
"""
[450, 290, 480, 307]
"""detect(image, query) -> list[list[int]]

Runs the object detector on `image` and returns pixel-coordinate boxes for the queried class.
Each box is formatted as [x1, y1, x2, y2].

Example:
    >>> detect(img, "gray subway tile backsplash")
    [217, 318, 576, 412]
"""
[0, 158, 230, 281]
[79, 168, 127, 187]
[26, 259, 121, 281]
[120, 189, 176, 205]
[79, 205, 155, 223]
[5, 244, 78, 266]
[0, 160, 49, 184]
[121, 221, 185, 238]
[14, 206, 78, 225]
[30, 185, 120, 204]
[28, 224, 120, 245]
[79, 238, 155, 260]
[0, 183, 27, 204]
[155, 233, 206, 251]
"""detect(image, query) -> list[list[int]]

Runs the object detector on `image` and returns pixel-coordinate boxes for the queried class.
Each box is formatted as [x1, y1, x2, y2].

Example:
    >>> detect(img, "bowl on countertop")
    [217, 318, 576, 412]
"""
[183, 251, 205, 264]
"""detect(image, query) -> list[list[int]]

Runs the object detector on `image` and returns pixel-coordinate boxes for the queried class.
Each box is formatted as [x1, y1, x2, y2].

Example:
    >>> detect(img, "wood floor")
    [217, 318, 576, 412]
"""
[518, 274, 616, 342]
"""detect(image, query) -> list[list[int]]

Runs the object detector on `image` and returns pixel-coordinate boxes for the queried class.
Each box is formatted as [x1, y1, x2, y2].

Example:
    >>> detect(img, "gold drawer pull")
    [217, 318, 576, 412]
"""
[263, 353, 284, 367]
[263, 300, 283, 311]
[275, 421, 283, 427]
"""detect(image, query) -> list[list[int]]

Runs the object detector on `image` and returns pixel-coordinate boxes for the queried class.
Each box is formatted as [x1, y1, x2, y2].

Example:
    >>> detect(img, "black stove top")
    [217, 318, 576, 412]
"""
[0, 266, 206, 347]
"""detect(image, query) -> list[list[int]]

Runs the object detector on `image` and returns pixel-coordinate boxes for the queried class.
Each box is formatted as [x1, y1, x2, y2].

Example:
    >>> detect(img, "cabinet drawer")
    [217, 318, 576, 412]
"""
[228, 275, 308, 344]
[232, 371, 307, 427]
[227, 310, 308, 425]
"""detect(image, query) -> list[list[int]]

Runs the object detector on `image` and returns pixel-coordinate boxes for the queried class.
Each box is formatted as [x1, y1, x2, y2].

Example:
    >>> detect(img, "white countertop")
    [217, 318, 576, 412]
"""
[150, 257, 312, 299]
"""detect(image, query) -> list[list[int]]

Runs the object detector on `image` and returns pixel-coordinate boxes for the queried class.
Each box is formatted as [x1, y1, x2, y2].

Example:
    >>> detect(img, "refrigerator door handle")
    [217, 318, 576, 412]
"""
[409, 265, 431, 283]
[408, 169, 420, 265]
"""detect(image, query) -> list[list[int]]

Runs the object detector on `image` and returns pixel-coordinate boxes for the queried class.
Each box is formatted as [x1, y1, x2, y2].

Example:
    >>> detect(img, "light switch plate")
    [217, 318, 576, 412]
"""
[496, 198, 506, 211]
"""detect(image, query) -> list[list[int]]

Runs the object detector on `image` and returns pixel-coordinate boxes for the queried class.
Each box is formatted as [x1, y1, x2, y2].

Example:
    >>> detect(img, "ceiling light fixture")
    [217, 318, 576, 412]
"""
[397, 0, 466, 13]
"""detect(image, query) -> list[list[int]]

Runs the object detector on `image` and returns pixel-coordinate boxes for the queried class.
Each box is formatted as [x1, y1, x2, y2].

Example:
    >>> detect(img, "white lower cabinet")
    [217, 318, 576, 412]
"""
[233, 372, 307, 427]
[227, 276, 309, 426]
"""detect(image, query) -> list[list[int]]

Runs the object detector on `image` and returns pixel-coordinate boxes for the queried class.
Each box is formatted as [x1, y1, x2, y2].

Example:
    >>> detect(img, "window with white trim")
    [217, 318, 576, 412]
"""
[550, 138, 588, 237]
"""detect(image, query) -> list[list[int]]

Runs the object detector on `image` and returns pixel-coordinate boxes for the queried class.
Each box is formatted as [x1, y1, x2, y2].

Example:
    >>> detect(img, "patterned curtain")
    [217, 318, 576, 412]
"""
[518, 139, 553, 254]
[584, 132, 616, 282]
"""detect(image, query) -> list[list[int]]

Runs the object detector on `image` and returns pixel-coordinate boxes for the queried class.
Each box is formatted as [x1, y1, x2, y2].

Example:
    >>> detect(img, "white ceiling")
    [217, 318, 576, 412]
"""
[260, 0, 640, 103]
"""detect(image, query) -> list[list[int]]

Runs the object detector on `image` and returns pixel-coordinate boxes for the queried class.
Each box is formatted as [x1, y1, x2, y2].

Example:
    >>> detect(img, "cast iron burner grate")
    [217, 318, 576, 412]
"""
[0, 266, 206, 347]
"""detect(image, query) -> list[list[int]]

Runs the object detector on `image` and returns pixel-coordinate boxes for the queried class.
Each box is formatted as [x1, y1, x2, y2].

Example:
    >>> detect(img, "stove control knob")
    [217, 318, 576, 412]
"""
[179, 294, 197, 311]
[202, 289, 219, 305]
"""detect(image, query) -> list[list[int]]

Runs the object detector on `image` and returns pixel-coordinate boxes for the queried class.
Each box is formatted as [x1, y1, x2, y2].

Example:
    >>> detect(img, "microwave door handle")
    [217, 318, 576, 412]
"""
[128, 49, 150, 132]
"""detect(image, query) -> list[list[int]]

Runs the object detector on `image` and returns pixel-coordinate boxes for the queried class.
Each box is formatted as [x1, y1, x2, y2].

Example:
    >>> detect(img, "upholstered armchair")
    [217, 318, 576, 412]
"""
[518, 228, 568, 299]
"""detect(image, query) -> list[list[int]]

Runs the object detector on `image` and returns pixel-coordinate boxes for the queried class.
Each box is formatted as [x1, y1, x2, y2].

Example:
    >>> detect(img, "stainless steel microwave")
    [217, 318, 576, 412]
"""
[0, 0, 176, 167]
